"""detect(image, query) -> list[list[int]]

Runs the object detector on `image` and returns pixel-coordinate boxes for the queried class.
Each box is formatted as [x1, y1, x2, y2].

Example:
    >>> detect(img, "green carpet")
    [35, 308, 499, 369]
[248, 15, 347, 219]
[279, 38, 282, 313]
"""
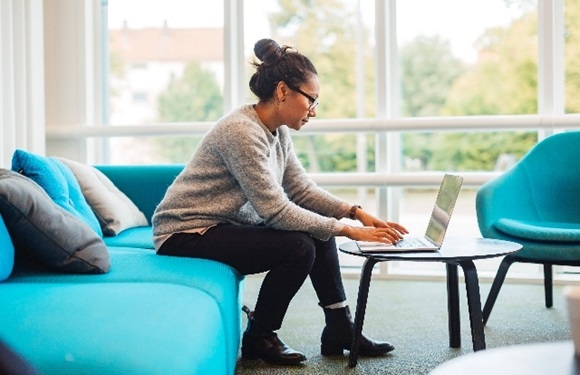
[235, 274, 571, 375]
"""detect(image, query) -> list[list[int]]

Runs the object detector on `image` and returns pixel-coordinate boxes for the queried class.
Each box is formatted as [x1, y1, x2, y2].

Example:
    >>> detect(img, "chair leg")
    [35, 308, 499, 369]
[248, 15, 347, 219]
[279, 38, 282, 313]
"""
[483, 256, 515, 326]
[544, 264, 553, 308]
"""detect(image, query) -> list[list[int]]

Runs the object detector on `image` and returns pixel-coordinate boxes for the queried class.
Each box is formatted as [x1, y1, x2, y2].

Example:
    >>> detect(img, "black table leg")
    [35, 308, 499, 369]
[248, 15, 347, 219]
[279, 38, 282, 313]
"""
[458, 260, 486, 351]
[348, 257, 379, 368]
[446, 263, 461, 348]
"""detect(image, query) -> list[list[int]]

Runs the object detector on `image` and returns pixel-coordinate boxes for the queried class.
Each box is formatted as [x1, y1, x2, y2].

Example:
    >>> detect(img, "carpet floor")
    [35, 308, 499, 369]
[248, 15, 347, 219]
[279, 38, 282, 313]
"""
[234, 273, 571, 375]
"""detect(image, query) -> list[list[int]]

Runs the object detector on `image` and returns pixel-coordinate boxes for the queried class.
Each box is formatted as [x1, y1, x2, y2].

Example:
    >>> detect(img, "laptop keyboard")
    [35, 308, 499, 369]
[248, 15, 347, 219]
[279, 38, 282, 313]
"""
[394, 237, 431, 248]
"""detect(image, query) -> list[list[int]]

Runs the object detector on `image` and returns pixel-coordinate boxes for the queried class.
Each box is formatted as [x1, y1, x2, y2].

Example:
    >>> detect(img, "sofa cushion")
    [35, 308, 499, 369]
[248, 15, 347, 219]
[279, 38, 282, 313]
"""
[56, 157, 148, 236]
[11, 149, 103, 237]
[0, 214, 15, 282]
[0, 169, 110, 274]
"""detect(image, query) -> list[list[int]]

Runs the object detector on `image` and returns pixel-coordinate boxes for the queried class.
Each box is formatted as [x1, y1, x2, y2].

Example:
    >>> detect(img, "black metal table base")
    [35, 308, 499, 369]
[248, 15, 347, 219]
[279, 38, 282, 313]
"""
[348, 258, 486, 368]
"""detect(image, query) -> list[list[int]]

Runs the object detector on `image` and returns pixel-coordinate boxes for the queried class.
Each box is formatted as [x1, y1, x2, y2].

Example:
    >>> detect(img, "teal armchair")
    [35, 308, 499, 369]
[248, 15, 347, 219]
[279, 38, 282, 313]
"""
[476, 131, 580, 324]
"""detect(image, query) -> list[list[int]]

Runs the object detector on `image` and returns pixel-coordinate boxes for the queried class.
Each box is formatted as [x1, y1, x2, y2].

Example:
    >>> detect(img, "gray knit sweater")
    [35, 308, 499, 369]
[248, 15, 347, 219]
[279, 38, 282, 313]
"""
[152, 104, 347, 249]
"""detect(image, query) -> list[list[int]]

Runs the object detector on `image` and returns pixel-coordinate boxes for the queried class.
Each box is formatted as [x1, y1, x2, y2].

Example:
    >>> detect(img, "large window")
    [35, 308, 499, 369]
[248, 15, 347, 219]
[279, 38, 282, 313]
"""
[99, 0, 575, 279]
[105, 0, 541, 170]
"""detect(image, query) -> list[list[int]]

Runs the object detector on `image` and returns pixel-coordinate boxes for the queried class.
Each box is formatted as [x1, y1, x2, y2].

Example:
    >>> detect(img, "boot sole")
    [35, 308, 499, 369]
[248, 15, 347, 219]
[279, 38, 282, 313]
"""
[241, 347, 307, 366]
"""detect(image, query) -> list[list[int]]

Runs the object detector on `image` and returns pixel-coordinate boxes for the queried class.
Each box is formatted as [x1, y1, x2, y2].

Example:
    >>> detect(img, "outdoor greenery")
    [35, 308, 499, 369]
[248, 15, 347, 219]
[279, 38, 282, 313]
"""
[149, 0, 577, 170]
[154, 62, 222, 161]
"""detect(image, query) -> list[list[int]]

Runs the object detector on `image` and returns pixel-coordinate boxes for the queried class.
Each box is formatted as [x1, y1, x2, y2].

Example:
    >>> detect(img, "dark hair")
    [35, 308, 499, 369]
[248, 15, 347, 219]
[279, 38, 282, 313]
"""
[249, 38, 317, 101]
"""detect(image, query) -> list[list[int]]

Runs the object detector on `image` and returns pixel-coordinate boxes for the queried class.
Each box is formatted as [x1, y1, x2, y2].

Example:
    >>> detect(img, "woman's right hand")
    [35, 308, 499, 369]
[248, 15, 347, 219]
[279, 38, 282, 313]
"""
[339, 224, 405, 245]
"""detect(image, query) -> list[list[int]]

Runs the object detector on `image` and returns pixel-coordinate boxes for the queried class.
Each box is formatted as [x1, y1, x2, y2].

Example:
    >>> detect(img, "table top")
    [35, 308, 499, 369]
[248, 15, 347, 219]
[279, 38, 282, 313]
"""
[429, 341, 578, 375]
[339, 237, 522, 262]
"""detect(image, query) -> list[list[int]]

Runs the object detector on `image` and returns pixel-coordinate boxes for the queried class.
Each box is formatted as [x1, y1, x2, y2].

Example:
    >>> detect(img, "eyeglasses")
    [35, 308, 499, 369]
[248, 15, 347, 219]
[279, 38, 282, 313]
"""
[286, 83, 319, 111]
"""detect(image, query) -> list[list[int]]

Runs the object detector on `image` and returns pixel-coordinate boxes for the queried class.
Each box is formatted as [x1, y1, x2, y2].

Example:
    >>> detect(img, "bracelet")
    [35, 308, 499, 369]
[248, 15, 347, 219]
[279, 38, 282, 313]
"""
[349, 205, 361, 220]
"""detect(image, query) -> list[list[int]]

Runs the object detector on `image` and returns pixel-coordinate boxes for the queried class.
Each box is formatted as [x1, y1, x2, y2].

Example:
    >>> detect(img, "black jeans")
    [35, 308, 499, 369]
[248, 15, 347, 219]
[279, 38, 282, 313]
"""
[158, 224, 347, 331]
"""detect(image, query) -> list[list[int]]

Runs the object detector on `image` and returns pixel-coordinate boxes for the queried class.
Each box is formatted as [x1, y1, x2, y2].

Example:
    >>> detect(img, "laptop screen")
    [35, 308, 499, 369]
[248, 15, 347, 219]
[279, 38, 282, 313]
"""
[425, 174, 463, 246]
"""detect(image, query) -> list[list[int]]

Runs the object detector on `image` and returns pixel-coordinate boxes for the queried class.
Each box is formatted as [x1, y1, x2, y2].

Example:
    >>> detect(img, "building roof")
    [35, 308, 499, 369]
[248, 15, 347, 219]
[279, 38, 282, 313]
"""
[109, 27, 224, 62]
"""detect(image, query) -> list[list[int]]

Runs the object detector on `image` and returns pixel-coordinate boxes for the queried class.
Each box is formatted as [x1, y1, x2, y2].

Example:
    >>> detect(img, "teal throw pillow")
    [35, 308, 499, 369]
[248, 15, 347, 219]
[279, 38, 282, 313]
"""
[0, 169, 110, 274]
[11, 149, 103, 237]
[0, 213, 15, 281]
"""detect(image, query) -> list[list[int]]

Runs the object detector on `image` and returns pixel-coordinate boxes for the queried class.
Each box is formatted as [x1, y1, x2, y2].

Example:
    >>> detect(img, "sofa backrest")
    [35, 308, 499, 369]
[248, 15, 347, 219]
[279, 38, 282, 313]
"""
[94, 165, 184, 222]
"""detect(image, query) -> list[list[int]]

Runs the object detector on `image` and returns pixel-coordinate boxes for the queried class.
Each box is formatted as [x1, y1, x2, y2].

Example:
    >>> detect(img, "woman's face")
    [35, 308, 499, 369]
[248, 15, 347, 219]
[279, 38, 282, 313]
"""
[281, 74, 319, 131]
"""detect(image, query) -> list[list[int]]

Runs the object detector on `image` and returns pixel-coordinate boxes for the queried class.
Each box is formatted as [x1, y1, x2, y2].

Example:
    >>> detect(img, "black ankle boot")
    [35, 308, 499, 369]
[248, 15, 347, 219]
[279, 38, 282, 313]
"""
[320, 306, 394, 356]
[241, 316, 306, 366]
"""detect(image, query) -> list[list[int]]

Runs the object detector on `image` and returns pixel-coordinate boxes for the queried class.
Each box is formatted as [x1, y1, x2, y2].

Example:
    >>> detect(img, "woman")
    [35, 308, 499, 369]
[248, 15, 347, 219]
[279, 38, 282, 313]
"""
[152, 38, 408, 366]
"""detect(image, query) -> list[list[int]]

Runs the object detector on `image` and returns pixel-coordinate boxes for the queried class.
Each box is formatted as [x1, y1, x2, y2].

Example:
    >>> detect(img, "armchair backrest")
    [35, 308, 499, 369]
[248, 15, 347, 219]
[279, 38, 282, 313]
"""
[477, 131, 580, 237]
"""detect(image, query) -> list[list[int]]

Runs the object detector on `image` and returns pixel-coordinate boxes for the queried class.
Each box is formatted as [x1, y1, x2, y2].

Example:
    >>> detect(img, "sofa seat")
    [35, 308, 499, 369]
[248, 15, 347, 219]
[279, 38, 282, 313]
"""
[0, 282, 226, 375]
[3, 250, 244, 375]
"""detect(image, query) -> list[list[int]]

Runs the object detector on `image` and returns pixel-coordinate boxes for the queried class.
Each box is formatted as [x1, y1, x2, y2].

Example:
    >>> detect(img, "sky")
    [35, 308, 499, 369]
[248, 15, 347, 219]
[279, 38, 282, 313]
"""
[107, 0, 526, 63]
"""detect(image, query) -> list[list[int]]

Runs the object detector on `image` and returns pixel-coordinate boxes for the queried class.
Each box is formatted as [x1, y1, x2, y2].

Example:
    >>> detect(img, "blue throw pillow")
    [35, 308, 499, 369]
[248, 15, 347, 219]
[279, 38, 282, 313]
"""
[0, 213, 15, 281]
[11, 149, 103, 237]
[0, 169, 110, 274]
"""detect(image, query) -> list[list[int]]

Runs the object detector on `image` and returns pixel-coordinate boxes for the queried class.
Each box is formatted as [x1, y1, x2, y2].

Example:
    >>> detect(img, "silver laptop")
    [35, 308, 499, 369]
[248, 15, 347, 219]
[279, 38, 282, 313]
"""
[357, 174, 463, 253]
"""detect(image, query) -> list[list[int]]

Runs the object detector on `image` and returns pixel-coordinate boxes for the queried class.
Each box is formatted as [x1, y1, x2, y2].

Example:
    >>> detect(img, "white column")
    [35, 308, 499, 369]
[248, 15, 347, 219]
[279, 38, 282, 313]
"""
[223, 0, 245, 111]
[537, 0, 565, 139]
[44, 0, 103, 163]
[0, 0, 45, 168]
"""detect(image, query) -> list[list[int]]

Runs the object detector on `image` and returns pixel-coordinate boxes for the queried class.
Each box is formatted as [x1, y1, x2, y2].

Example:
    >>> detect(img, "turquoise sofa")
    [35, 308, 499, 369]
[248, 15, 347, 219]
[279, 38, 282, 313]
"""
[0, 164, 244, 375]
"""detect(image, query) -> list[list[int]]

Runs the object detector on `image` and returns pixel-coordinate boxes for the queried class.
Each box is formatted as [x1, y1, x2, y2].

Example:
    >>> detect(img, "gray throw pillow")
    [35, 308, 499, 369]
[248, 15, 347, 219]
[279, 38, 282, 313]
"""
[56, 157, 148, 235]
[0, 169, 110, 274]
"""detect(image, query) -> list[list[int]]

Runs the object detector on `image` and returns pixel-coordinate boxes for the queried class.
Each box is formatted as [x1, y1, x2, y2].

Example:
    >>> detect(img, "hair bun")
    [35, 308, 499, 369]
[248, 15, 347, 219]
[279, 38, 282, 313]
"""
[254, 38, 282, 64]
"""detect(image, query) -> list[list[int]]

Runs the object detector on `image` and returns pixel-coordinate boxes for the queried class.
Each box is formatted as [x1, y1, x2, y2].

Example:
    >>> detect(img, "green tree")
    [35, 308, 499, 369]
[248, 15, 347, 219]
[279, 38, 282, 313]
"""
[401, 35, 465, 117]
[399, 35, 465, 170]
[443, 12, 538, 116]
[158, 62, 223, 122]
[156, 61, 223, 162]
[401, 6, 541, 171]
[434, 10, 539, 171]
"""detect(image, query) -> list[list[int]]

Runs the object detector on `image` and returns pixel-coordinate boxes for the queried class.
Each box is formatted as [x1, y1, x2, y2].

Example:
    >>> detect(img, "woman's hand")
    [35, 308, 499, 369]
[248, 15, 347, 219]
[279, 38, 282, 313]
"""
[339, 225, 405, 244]
[341, 207, 409, 244]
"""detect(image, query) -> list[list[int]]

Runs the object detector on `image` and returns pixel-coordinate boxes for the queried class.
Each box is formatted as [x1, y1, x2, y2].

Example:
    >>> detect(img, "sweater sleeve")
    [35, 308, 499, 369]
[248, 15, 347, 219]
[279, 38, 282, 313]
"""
[214, 120, 339, 241]
[281, 134, 346, 217]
